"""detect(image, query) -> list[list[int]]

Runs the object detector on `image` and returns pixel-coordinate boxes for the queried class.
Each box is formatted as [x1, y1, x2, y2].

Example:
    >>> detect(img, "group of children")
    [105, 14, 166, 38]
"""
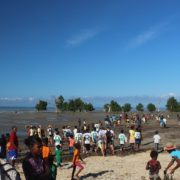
[21, 134, 85, 180]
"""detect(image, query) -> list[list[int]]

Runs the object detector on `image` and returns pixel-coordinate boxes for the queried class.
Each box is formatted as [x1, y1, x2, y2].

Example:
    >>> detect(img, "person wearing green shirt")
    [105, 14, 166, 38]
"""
[55, 145, 62, 167]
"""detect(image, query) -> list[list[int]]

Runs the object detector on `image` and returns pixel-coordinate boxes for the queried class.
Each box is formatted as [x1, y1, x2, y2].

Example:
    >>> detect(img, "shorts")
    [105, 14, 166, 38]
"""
[98, 141, 104, 149]
[75, 161, 84, 169]
[69, 147, 74, 154]
[92, 139, 97, 144]
[84, 144, 90, 151]
[107, 140, 113, 146]
[135, 139, 141, 144]
[149, 173, 159, 179]
[129, 139, 135, 144]
[120, 144, 125, 148]
[7, 150, 17, 160]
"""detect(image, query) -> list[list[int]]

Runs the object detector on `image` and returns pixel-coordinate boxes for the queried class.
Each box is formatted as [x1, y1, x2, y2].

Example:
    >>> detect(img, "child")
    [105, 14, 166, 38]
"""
[83, 130, 92, 154]
[49, 155, 57, 180]
[71, 143, 85, 180]
[42, 137, 52, 163]
[69, 135, 75, 155]
[135, 127, 142, 151]
[118, 130, 127, 151]
[91, 127, 98, 152]
[75, 129, 83, 144]
[97, 127, 106, 157]
[53, 131, 62, 147]
[153, 131, 161, 151]
[22, 136, 50, 179]
[55, 145, 62, 167]
[128, 126, 135, 151]
[146, 150, 161, 180]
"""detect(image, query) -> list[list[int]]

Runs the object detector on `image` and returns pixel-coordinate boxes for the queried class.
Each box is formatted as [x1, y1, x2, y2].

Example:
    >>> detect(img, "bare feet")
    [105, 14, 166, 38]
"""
[75, 175, 80, 180]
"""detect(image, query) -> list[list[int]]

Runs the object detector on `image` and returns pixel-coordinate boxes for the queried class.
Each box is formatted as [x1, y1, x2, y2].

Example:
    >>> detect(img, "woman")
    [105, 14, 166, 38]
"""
[22, 136, 50, 180]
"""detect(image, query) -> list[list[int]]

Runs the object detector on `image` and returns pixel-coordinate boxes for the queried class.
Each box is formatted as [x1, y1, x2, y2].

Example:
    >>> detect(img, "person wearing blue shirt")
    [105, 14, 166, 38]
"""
[164, 142, 180, 175]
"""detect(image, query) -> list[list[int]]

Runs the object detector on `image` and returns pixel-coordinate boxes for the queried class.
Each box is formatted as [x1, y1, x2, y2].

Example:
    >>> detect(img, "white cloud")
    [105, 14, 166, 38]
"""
[66, 28, 101, 46]
[169, 92, 176, 97]
[28, 97, 35, 102]
[0, 97, 23, 101]
[127, 22, 169, 48]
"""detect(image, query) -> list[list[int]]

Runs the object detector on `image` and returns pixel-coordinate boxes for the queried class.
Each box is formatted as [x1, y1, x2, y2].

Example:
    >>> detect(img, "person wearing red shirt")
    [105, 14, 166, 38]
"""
[6, 126, 20, 166]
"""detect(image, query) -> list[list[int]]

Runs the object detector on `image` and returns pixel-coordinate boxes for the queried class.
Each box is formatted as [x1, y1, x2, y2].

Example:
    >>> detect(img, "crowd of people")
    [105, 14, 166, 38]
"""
[0, 113, 180, 180]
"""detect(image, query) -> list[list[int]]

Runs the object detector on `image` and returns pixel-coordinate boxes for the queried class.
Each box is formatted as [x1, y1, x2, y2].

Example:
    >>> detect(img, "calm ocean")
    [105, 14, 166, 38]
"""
[0, 106, 56, 113]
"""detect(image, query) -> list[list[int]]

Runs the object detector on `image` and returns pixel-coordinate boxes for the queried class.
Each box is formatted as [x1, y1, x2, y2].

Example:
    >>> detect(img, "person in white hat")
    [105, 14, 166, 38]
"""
[164, 142, 180, 174]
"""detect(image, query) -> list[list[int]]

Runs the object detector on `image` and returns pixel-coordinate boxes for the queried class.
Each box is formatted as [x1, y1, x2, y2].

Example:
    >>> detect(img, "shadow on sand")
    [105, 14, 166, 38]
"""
[80, 170, 113, 179]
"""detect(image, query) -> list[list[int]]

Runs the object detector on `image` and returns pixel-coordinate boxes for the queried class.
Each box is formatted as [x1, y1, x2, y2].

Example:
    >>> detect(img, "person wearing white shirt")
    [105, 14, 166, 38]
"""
[163, 118, 167, 128]
[73, 126, 78, 136]
[118, 129, 127, 151]
[54, 131, 62, 148]
[153, 131, 161, 151]
[75, 129, 83, 143]
[83, 130, 92, 153]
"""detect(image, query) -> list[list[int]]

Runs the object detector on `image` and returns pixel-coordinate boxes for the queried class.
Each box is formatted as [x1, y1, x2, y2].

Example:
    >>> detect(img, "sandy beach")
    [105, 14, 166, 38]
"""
[15, 150, 180, 180]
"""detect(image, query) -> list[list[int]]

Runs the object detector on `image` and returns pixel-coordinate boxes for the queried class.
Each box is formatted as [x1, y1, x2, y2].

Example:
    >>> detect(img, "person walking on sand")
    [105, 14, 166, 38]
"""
[105, 127, 114, 155]
[91, 127, 98, 152]
[71, 143, 85, 180]
[47, 125, 53, 145]
[55, 145, 62, 167]
[97, 127, 106, 156]
[146, 150, 161, 180]
[164, 142, 180, 175]
[83, 129, 92, 154]
[6, 126, 20, 166]
[118, 129, 127, 152]
[153, 131, 161, 151]
[69, 135, 75, 155]
[53, 130, 62, 148]
[128, 126, 135, 151]
[75, 129, 83, 144]
[42, 137, 52, 163]
[135, 127, 142, 151]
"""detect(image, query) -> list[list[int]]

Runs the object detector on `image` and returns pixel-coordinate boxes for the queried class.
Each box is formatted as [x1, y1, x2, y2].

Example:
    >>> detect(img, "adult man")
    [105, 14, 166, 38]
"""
[164, 142, 180, 175]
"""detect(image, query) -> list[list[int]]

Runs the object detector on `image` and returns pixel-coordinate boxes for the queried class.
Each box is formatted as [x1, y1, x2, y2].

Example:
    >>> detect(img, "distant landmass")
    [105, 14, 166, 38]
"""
[0, 95, 179, 109]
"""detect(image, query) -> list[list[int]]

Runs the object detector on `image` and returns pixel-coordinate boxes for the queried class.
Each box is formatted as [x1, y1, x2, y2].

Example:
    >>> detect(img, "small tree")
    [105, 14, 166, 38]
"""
[110, 100, 122, 112]
[136, 103, 144, 112]
[68, 99, 76, 112]
[35, 100, 48, 111]
[55, 95, 64, 112]
[74, 98, 84, 112]
[63, 102, 69, 111]
[166, 97, 180, 112]
[147, 103, 156, 112]
[104, 104, 109, 113]
[122, 103, 132, 112]
[84, 103, 95, 111]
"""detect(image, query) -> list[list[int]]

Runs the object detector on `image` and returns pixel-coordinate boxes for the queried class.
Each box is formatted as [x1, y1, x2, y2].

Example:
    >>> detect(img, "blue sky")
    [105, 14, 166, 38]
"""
[0, 0, 180, 106]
